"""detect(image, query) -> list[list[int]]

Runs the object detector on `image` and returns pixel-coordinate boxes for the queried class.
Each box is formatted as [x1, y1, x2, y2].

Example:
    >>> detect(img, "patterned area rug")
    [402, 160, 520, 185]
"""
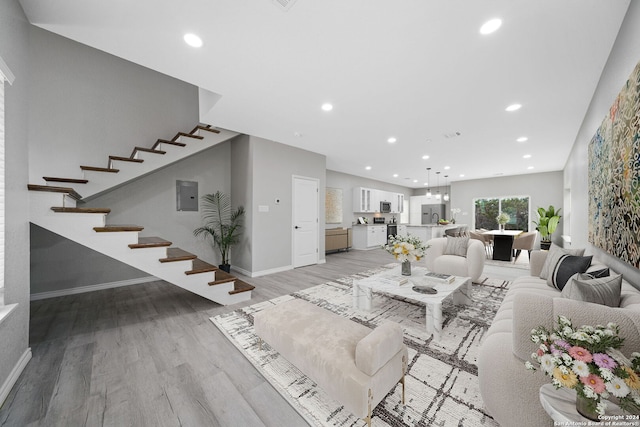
[211, 265, 510, 426]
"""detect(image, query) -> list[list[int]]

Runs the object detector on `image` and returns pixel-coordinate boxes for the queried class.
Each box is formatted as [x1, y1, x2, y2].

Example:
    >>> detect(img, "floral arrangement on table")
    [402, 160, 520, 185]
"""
[525, 316, 640, 418]
[451, 208, 461, 224]
[496, 212, 510, 226]
[382, 234, 428, 263]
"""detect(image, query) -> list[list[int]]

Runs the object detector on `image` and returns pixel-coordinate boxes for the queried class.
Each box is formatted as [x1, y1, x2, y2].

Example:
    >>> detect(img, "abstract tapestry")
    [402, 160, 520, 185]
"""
[325, 187, 343, 224]
[588, 60, 640, 267]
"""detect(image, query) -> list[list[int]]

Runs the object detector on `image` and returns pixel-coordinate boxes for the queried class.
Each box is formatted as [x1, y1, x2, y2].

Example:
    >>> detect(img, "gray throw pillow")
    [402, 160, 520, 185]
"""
[547, 255, 592, 290]
[562, 273, 622, 307]
[539, 243, 586, 280]
[444, 236, 469, 257]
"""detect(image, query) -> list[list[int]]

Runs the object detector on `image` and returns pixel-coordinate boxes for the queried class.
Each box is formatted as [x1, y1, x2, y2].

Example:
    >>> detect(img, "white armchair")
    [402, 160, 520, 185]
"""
[425, 237, 485, 282]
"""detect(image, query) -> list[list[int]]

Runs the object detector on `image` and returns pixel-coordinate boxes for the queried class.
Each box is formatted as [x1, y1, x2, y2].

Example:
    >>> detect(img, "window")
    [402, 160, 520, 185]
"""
[474, 196, 530, 230]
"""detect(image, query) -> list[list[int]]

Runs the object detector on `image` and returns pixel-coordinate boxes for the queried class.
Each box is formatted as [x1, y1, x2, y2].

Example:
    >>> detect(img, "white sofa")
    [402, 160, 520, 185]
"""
[425, 237, 485, 282]
[253, 298, 408, 427]
[478, 250, 640, 427]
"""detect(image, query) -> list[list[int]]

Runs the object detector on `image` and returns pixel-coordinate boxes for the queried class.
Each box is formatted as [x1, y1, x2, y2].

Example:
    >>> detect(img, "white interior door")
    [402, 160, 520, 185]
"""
[293, 176, 319, 268]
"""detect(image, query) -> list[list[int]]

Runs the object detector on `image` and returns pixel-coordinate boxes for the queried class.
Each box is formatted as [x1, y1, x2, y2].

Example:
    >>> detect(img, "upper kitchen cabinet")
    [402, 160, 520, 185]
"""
[353, 187, 377, 213]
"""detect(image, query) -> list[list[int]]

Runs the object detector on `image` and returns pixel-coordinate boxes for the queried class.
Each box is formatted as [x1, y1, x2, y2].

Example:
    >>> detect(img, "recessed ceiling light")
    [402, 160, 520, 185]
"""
[517, 136, 528, 142]
[365, 166, 372, 170]
[422, 155, 430, 160]
[505, 103, 522, 112]
[183, 33, 203, 48]
[459, 174, 465, 178]
[387, 137, 397, 143]
[423, 182, 428, 186]
[444, 166, 451, 170]
[413, 179, 418, 183]
[523, 154, 532, 159]
[321, 103, 333, 111]
[528, 166, 535, 170]
[480, 18, 502, 35]
[393, 173, 399, 178]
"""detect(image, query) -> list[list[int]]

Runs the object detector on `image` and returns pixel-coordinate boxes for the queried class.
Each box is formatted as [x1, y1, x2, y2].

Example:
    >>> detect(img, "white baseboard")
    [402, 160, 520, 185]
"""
[0, 347, 31, 407]
[30, 276, 158, 301]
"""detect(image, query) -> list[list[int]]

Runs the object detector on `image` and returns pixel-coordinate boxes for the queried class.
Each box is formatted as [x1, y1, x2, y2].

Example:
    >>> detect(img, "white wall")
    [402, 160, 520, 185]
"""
[27, 25, 199, 184]
[451, 171, 564, 246]
[564, 1, 640, 286]
[0, 0, 31, 400]
[326, 170, 413, 228]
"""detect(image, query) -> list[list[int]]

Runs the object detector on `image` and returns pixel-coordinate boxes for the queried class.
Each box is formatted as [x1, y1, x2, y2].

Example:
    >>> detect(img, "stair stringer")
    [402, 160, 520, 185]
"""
[29, 191, 251, 306]
[79, 127, 239, 202]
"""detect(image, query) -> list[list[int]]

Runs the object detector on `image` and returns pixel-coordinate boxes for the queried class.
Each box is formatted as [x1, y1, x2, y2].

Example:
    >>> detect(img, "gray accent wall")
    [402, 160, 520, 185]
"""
[564, 1, 640, 287]
[0, 0, 31, 399]
[27, 25, 198, 184]
[450, 171, 564, 246]
[232, 136, 326, 276]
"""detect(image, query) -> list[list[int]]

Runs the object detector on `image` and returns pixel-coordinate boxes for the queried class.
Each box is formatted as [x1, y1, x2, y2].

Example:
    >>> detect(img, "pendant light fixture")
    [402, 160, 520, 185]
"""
[426, 168, 432, 198]
[435, 172, 442, 200]
[444, 175, 450, 201]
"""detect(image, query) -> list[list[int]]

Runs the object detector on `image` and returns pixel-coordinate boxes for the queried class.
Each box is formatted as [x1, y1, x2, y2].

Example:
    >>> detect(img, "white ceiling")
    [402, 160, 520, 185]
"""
[19, 0, 630, 188]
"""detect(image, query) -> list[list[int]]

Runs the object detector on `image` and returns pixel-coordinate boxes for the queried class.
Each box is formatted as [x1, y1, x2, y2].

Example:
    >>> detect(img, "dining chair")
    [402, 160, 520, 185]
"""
[470, 231, 492, 259]
[510, 231, 537, 263]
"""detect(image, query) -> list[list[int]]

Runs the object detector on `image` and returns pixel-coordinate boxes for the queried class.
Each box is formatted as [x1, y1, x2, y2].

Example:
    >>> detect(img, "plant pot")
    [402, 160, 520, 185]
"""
[540, 241, 551, 251]
[401, 260, 411, 276]
[576, 393, 600, 421]
[219, 264, 231, 273]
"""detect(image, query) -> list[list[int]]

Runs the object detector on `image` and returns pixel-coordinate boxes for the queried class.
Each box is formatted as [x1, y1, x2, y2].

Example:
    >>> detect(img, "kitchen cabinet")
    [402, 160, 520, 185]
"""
[397, 225, 407, 237]
[394, 193, 404, 213]
[352, 225, 387, 249]
[353, 187, 374, 212]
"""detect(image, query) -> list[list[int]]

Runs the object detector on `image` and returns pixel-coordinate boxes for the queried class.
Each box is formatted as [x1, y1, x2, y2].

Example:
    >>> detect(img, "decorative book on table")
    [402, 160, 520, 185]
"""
[424, 272, 455, 283]
[377, 276, 409, 286]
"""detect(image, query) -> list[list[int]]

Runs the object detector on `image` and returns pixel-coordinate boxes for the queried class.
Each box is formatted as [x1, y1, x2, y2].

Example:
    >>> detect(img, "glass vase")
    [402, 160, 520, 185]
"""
[401, 260, 411, 276]
[576, 394, 599, 421]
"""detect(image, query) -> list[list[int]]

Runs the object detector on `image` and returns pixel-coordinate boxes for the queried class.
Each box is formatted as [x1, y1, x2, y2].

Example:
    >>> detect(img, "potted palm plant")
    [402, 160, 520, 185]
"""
[533, 205, 561, 250]
[193, 191, 245, 273]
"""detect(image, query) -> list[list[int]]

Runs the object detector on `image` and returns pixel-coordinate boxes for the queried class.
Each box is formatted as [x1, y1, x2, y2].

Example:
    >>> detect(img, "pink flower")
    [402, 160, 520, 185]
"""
[593, 353, 617, 369]
[569, 346, 593, 363]
[581, 374, 606, 394]
[537, 349, 545, 357]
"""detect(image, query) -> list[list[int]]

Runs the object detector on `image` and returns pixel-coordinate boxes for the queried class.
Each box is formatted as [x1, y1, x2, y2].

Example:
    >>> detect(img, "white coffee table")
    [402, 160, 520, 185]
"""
[352, 265, 471, 341]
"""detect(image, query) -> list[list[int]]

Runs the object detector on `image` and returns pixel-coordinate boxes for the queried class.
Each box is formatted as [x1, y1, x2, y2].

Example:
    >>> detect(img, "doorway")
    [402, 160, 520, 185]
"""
[292, 176, 319, 268]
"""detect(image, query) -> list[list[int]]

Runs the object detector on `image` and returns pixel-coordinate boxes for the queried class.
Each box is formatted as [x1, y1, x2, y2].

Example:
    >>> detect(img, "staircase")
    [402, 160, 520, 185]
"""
[28, 125, 255, 306]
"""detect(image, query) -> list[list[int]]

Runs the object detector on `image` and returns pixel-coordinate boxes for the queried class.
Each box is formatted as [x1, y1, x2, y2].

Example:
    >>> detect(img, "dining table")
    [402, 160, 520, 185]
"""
[482, 229, 524, 261]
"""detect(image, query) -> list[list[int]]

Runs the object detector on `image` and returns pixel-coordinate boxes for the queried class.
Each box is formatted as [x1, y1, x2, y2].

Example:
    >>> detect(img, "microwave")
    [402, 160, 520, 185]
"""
[380, 201, 391, 213]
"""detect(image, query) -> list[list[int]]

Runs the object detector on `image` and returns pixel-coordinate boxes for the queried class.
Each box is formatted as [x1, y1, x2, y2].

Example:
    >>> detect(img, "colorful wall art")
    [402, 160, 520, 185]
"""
[588, 60, 640, 267]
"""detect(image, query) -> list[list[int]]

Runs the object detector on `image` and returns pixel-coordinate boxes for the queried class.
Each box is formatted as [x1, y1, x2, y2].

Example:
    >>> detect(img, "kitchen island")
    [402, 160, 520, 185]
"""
[405, 224, 465, 243]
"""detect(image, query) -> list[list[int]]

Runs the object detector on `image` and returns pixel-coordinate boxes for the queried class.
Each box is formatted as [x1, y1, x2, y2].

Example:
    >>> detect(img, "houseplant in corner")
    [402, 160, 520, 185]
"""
[533, 205, 561, 250]
[193, 191, 245, 273]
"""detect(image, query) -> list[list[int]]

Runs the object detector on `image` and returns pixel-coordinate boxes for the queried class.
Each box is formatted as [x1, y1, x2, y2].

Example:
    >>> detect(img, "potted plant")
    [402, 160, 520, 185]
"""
[533, 205, 561, 250]
[193, 191, 245, 273]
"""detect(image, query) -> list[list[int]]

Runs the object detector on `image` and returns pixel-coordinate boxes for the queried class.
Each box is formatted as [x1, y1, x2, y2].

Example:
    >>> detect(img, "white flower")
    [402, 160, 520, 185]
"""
[572, 360, 590, 377]
[606, 377, 630, 398]
[583, 387, 597, 399]
[634, 396, 640, 406]
[607, 322, 617, 330]
[596, 400, 607, 415]
[540, 343, 548, 353]
[563, 326, 573, 336]
[559, 316, 571, 327]
[525, 361, 536, 371]
[561, 353, 573, 364]
[608, 348, 631, 366]
[599, 368, 614, 381]
[531, 335, 540, 344]
[540, 354, 556, 374]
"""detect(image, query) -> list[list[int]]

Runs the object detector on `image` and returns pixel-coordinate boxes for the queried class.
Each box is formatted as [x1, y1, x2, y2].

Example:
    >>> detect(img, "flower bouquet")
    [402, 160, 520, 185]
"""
[526, 316, 640, 419]
[496, 212, 510, 230]
[382, 235, 428, 276]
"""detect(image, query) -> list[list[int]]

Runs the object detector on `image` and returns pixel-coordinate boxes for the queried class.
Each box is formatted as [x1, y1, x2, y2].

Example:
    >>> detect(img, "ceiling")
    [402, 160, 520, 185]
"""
[19, 0, 630, 188]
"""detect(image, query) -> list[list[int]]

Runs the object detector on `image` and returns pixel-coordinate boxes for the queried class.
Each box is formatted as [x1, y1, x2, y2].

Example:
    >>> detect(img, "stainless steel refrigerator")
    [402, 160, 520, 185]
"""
[421, 204, 446, 224]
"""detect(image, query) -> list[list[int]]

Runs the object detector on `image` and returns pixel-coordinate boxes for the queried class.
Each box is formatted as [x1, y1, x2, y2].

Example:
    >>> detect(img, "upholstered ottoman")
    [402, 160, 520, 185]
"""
[254, 298, 408, 426]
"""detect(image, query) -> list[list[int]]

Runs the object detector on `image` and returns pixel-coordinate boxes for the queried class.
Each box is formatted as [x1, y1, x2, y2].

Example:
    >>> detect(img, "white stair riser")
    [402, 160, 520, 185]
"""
[29, 193, 77, 216]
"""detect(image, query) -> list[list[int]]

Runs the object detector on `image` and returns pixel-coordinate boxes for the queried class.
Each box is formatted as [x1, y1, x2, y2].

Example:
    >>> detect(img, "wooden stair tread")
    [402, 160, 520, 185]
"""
[132, 146, 166, 156]
[153, 139, 186, 149]
[191, 125, 221, 134]
[173, 131, 204, 141]
[80, 166, 119, 173]
[51, 207, 111, 214]
[229, 280, 255, 295]
[208, 269, 237, 286]
[109, 156, 144, 163]
[185, 259, 218, 275]
[159, 248, 197, 263]
[93, 225, 144, 232]
[43, 177, 89, 184]
[28, 184, 82, 200]
[129, 237, 172, 249]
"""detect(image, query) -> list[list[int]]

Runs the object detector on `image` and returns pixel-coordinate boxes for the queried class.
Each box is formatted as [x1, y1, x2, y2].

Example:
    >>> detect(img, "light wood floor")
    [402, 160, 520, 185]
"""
[0, 248, 526, 427]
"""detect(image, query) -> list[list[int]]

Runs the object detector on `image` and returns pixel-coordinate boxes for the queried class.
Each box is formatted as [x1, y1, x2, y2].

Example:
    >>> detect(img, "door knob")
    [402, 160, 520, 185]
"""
[294, 226, 300, 229]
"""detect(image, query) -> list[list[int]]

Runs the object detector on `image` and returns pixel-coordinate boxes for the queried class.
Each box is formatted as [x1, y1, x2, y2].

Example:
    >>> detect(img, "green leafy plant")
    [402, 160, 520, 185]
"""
[533, 205, 562, 243]
[193, 191, 245, 267]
